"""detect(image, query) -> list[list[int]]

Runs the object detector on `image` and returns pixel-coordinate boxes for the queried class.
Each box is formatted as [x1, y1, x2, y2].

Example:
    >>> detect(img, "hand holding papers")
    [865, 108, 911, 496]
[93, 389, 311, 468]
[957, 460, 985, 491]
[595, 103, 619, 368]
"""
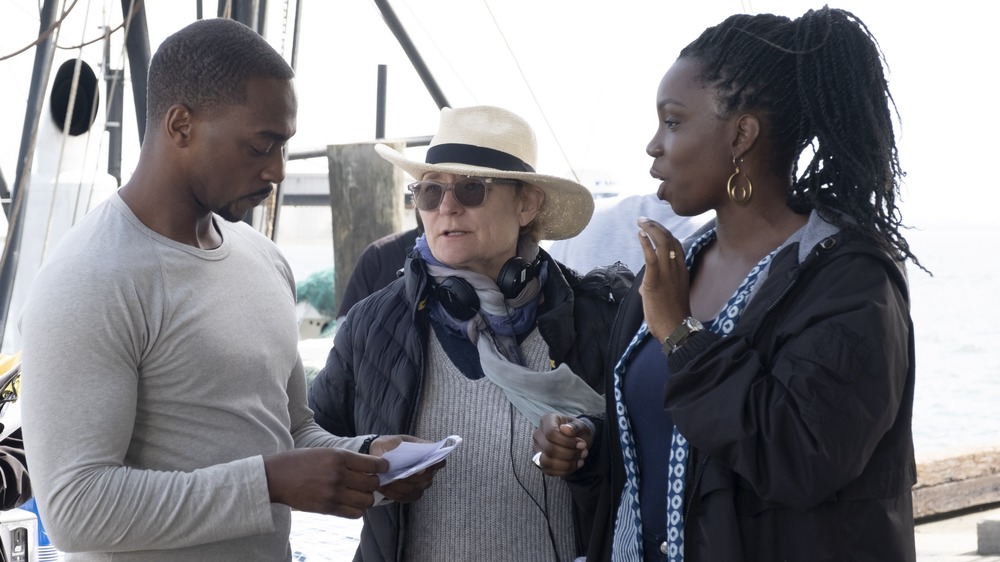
[378, 435, 461, 485]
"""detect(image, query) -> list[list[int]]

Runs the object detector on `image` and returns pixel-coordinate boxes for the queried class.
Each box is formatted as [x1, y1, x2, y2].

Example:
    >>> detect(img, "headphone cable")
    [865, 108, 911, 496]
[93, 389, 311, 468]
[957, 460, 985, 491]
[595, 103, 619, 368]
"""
[509, 403, 560, 562]
[500, 293, 559, 560]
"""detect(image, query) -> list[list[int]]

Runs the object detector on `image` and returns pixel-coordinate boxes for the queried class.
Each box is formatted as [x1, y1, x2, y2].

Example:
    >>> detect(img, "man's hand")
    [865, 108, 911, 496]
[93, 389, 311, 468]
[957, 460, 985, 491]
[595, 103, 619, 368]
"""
[368, 434, 446, 503]
[264, 448, 387, 519]
[532, 414, 594, 477]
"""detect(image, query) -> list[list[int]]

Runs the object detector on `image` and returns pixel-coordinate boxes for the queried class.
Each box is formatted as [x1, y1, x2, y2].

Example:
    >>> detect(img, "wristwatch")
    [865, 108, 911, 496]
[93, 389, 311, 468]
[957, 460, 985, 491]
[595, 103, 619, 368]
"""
[661, 317, 704, 354]
[359, 434, 380, 455]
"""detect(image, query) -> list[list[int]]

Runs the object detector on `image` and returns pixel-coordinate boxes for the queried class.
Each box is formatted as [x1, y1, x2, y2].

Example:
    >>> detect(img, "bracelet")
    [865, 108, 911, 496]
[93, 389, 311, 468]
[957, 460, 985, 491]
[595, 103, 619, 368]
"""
[359, 434, 380, 455]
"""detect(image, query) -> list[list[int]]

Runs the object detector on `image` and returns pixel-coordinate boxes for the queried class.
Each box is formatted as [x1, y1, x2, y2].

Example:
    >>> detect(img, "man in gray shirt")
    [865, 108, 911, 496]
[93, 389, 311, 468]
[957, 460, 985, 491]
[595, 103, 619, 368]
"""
[19, 18, 439, 561]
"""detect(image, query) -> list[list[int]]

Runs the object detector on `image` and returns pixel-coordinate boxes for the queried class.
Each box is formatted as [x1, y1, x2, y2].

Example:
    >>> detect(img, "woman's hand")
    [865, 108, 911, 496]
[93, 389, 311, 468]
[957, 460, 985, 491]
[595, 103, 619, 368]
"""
[532, 414, 594, 476]
[637, 217, 693, 343]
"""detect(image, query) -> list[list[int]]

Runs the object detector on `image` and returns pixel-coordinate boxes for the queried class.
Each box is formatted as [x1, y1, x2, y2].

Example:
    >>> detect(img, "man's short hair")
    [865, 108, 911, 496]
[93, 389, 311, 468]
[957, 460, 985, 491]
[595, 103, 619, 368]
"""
[146, 18, 294, 126]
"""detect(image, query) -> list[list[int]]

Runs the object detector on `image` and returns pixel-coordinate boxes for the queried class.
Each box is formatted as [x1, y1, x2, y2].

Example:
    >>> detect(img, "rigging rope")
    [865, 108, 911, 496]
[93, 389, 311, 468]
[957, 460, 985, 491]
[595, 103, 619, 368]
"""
[79, 0, 137, 214]
[35, 0, 135, 260]
[0, 0, 80, 62]
[482, 0, 580, 184]
[55, 17, 126, 50]
[398, 2, 478, 104]
[42, 0, 95, 258]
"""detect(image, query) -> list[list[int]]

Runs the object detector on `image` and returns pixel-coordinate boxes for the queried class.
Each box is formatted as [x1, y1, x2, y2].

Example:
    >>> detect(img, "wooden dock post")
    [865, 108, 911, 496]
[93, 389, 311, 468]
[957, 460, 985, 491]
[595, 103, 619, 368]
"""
[912, 447, 1000, 520]
[327, 141, 404, 315]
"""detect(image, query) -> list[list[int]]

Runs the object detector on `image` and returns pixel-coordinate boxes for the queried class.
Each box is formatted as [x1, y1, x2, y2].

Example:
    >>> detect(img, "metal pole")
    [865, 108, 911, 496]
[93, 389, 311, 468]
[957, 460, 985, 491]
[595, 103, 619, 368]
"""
[0, 0, 61, 347]
[121, 0, 151, 143]
[270, 0, 303, 240]
[224, 0, 265, 228]
[105, 28, 124, 186]
[373, 0, 449, 110]
[376, 64, 387, 139]
[229, 0, 259, 29]
[256, 0, 268, 36]
[290, 0, 303, 71]
[0, 168, 8, 210]
[287, 136, 432, 161]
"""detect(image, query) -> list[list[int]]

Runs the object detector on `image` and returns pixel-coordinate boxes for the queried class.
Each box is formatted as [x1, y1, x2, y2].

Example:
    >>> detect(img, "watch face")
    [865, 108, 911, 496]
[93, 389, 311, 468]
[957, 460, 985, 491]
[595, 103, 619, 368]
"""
[686, 318, 704, 330]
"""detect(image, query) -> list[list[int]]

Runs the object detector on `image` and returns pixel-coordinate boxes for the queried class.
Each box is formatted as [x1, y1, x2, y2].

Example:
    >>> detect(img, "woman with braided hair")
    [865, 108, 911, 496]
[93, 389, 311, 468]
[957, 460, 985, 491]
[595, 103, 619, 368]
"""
[534, 6, 919, 562]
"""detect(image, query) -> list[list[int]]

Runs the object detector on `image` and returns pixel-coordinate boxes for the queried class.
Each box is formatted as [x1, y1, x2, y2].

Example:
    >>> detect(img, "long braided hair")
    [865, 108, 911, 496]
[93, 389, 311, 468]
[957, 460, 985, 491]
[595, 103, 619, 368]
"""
[680, 7, 922, 269]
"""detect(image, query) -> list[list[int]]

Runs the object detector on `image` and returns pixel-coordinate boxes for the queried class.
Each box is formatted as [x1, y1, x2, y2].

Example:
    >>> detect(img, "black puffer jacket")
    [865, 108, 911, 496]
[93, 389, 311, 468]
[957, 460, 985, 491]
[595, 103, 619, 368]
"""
[309, 248, 632, 562]
[574, 215, 917, 562]
[0, 428, 31, 509]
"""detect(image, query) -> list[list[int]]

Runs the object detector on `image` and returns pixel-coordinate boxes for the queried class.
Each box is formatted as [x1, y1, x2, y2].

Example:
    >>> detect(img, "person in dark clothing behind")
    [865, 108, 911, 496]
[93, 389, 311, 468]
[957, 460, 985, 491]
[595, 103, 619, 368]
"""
[335, 213, 423, 321]
[310, 105, 633, 562]
[534, 6, 922, 562]
[0, 359, 30, 510]
[0, 429, 30, 510]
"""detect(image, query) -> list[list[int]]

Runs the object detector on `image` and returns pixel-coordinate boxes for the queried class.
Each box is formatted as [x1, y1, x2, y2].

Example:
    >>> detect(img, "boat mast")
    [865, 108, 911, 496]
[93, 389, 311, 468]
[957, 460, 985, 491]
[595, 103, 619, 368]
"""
[373, 0, 450, 110]
[0, 0, 61, 348]
[120, 0, 151, 144]
[1, 0, 152, 349]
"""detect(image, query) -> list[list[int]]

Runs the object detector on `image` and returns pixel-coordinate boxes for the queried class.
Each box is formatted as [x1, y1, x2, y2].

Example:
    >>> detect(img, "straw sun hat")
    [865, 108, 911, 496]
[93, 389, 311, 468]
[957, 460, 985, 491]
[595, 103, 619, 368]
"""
[374, 105, 594, 241]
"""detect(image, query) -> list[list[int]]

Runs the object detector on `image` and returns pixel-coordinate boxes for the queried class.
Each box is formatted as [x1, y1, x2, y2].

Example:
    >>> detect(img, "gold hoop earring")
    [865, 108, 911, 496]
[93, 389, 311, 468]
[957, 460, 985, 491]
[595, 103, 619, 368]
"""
[727, 157, 753, 205]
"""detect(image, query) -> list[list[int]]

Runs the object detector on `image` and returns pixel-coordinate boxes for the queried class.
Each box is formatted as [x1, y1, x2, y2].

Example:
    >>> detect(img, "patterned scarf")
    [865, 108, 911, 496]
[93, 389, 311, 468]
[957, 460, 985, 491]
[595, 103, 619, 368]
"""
[415, 235, 604, 426]
[415, 234, 546, 363]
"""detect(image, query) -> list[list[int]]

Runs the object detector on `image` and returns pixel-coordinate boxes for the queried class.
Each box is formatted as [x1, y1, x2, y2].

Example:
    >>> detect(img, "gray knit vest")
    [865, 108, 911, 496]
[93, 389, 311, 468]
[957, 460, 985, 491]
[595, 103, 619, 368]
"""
[404, 327, 578, 561]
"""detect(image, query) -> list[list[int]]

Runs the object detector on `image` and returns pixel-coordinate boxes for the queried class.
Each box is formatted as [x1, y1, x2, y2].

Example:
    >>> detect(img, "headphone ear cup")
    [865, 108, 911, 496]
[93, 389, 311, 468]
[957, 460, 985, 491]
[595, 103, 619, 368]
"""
[435, 277, 480, 321]
[496, 256, 529, 300]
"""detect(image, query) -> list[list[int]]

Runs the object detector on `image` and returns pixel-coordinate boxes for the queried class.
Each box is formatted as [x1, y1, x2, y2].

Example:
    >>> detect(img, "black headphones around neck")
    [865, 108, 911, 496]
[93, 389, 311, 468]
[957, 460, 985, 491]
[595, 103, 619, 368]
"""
[434, 255, 542, 321]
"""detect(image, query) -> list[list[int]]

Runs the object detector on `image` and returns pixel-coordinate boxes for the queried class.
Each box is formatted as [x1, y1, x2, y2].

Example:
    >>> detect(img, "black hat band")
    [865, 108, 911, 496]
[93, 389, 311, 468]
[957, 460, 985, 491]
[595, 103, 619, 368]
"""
[425, 143, 535, 173]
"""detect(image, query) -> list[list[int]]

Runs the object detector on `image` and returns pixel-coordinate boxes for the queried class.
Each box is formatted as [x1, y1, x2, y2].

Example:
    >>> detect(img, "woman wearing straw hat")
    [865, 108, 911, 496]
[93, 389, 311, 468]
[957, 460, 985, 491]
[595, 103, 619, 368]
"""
[309, 105, 632, 561]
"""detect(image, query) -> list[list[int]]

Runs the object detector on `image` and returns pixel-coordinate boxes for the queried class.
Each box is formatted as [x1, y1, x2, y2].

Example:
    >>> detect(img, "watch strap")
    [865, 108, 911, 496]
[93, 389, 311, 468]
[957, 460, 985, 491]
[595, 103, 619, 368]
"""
[359, 434, 380, 455]
[661, 317, 703, 355]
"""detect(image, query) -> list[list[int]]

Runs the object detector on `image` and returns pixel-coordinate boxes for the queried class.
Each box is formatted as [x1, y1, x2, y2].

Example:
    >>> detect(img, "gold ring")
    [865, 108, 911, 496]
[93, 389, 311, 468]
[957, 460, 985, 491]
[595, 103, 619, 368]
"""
[532, 451, 543, 469]
[668, 250, 676, 260]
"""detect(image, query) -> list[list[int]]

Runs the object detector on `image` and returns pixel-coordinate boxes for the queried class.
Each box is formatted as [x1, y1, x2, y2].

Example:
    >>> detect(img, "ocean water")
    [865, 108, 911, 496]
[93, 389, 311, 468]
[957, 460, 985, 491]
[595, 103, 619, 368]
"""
[275, 207, 999, 462]
[904, 220, 999, 460]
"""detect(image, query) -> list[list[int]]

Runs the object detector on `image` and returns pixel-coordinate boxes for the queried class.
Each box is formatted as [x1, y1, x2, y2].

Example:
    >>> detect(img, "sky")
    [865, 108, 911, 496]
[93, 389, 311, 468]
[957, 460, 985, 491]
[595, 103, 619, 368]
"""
[1, 0, 997, 229]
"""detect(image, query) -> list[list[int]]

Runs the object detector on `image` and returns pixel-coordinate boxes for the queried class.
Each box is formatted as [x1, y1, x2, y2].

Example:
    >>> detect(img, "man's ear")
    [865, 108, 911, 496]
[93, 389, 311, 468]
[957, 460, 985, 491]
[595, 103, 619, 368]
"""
[164, 104, 193, 147]
[731, 113, 760, 160]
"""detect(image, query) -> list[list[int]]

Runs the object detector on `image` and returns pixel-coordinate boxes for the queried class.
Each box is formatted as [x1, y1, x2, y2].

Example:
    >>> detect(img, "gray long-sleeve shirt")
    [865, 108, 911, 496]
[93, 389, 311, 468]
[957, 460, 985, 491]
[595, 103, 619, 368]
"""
[19, 194, 363, 561]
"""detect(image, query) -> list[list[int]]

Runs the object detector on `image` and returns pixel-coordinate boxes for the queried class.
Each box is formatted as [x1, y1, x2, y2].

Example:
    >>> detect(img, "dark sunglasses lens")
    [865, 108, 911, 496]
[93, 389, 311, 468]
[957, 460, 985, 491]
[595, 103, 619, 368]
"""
[413, 182, 444, 210]
[454, 179, 488, 207]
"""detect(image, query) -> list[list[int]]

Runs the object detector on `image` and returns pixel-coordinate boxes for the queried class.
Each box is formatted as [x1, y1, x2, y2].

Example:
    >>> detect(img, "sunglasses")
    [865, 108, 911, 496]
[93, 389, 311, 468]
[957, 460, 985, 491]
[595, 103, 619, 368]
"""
[407, 176, 521, 211]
